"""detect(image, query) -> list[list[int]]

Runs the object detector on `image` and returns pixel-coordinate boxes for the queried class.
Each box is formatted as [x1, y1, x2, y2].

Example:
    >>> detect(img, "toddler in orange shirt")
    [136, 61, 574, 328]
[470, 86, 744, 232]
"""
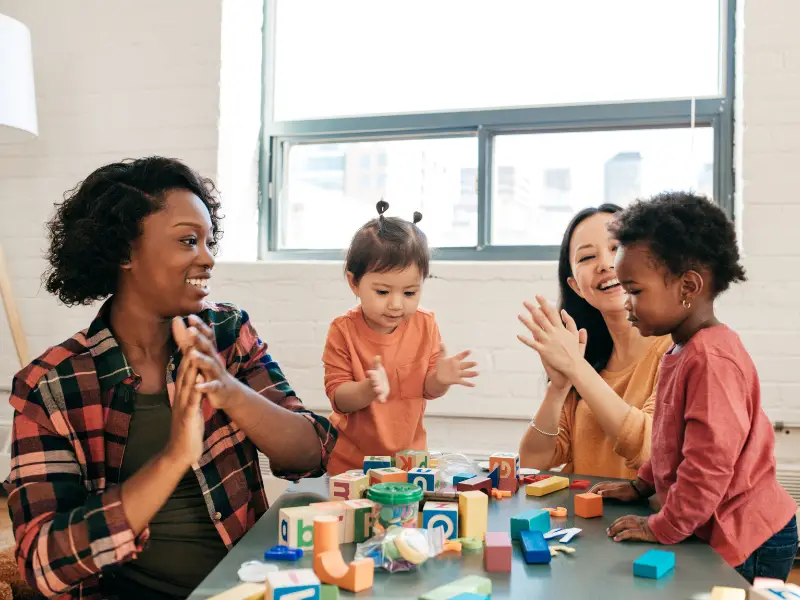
[322, 201, 478, 475]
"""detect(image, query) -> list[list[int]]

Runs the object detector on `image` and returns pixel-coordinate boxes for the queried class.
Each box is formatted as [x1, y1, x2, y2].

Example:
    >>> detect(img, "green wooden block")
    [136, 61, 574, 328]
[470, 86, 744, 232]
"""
[321, 584, 339, 600]
[419, 575, 492, 600]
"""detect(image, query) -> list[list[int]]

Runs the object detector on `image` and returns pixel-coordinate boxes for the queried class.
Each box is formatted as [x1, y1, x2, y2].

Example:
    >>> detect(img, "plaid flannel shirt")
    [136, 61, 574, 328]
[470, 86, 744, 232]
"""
[3, 299, 336, 599]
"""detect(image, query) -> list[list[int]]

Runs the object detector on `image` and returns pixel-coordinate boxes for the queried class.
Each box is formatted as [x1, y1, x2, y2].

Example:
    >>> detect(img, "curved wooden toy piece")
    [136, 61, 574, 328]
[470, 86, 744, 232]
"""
[313, 515, 374, 593]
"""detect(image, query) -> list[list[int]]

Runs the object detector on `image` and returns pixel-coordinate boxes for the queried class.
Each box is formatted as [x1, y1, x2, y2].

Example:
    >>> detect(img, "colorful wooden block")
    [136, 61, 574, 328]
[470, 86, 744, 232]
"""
[429, 450, 442, 468]
[710, 587, 745, 600]
[265, 568, 321, 600]
[368, 466, 407, 486]
[487, 466, 499, 489]
[208, 583, 264, 600]
[409, 467, 440, 492]
[633, 549, 675, 579]
[363, 455, 391, 473]
[452, 472, 475, 486]
[344, 498, 375, 543]
[320, 584, 340, 600]
[570, 479, 590, 489]
[422, 501, 459, 540]
[395, 450, 415, 471]
[458, 490, 488, 540]
[749, 583, 800, 599]
[510, 508, 550, 540]
[329, 471, 369, 501]
[484, 531, 512, 573]
[574, 492, 603, 518]
[519, 530, 551, 564]
[489, 452, 520, 492]
[525, 475, 569, 497]
[419, 575, 492, 600]
[278, 506, 317, 549]
[456, 476, 492, 495]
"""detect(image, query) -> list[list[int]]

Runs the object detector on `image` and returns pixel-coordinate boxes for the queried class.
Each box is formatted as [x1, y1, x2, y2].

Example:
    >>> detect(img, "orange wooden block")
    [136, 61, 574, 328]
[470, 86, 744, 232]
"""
[491, 489, 512, 499]
[545, 506, 567, 518]
[574, 493, 603, 518]
[313, 515, 374, 592]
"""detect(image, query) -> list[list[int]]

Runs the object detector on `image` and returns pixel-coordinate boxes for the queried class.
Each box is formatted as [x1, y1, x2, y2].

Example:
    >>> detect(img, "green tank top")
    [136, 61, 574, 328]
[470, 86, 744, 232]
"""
[112, 389, 227, 599]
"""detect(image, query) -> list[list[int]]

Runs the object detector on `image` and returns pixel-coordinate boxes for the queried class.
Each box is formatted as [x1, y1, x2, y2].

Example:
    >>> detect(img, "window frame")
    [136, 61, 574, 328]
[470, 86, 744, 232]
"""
[258, 0, 736, 261]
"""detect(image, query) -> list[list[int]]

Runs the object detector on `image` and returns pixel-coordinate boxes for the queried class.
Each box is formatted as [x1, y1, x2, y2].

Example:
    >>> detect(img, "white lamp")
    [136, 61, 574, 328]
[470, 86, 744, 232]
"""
[0, 12, 36, 367]
[0, 13, 38, 142]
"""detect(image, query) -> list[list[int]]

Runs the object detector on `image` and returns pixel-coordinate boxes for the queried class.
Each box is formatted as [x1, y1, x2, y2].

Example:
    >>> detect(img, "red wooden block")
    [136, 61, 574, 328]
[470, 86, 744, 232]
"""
[570, 479, 590, 490]
[497, 476, 519, 493]
[457, 476, 492, 495]
[574, 492, 603, 518]
[531, 475, 552, 483]
[484, 531, 512, 573]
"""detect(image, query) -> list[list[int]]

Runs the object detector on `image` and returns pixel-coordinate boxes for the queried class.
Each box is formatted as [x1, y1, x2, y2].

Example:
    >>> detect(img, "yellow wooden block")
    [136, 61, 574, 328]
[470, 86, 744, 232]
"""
[208, 583, 264, 600]
[458, 490, 488, 540]
[525, 475, 569, 497]
[710, 586, 745, 600]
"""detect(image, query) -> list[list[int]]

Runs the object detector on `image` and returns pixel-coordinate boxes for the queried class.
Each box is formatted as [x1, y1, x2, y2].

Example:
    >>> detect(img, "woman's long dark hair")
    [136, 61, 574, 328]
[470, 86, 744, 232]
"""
[557, 203, 622, 373]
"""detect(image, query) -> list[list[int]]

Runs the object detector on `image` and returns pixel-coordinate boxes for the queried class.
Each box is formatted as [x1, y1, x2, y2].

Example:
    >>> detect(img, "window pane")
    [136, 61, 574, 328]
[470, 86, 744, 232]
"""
[491, 127, 715, 246]
[279, 137, 478, 249]
[273, 0, 721, 121]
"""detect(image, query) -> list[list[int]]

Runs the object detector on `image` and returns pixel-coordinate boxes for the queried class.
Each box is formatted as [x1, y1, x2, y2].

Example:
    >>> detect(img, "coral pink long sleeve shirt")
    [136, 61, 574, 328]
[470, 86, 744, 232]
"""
[638, 325, 796, 567]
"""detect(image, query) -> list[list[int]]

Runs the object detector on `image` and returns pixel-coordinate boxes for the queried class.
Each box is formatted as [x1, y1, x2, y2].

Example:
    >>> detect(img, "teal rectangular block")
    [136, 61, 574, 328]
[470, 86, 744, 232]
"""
[633, 549, 675, 579]
[510, 508, 550, 540]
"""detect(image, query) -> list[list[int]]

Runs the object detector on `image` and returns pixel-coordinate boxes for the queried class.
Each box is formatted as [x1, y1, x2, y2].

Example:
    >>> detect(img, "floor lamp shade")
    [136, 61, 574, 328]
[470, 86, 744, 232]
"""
[0, 13, 38, 142]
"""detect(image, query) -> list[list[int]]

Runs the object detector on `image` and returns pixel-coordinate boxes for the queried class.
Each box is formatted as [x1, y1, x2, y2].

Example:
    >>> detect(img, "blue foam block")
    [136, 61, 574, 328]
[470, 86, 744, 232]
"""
[510, 509, 551, 540]
[519, 530, 551, 564]
[264, 545, 303, 561]
[633, 549, 675, 579]
[452, 472, 475, 486]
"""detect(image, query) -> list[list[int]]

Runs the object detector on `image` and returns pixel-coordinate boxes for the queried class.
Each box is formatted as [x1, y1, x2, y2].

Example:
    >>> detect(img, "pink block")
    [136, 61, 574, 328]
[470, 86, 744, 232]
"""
[484, 531, 512, 573]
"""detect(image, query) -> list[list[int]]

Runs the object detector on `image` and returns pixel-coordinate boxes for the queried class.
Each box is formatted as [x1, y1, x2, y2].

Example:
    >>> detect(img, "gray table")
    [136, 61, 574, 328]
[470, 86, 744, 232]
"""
[189, 473, 747, 599]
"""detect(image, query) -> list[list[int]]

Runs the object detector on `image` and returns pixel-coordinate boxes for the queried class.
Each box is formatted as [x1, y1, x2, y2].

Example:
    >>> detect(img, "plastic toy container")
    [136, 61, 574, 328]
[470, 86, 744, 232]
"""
[366, 482, 423, 534]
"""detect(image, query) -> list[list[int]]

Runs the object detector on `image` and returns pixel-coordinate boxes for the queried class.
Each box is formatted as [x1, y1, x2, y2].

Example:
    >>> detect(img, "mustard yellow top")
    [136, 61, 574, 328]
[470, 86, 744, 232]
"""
[549, 336, 673, 479]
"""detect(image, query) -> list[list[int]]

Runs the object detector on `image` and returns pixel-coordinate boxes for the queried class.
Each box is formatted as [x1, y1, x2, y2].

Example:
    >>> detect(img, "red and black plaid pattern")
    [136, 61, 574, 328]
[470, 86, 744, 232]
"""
[3, 299, 336, 599]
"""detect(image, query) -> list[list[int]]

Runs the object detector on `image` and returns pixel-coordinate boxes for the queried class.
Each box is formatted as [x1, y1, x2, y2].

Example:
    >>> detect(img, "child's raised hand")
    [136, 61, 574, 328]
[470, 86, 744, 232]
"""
[434, 344, 479, 387]
[366, 355, 390, 403]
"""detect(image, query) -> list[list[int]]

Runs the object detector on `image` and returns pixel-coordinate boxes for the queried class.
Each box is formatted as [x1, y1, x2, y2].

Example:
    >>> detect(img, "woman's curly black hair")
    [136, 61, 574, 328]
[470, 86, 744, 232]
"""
[608, 191, 746, 296]
[43, 156, 223, 306]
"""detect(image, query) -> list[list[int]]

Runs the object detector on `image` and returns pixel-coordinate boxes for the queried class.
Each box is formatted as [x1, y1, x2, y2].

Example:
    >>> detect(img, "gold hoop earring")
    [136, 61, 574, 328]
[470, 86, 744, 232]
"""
[682, 299, 691, 309]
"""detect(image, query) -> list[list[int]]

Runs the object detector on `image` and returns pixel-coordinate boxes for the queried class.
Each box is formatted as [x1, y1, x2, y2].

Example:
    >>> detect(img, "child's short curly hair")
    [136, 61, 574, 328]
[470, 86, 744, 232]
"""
[43, 156, 223, 306]
[345, 200, 430, 285]
[608, 191, 746, 296]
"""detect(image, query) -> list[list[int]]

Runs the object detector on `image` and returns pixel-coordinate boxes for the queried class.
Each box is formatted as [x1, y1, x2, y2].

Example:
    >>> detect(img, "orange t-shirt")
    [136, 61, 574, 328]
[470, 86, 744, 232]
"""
[322, 306, 441, 475]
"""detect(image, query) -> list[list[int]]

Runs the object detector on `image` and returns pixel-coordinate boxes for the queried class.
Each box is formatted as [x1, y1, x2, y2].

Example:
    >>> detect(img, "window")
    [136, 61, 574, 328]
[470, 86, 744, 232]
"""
[261, 0, 734, 259]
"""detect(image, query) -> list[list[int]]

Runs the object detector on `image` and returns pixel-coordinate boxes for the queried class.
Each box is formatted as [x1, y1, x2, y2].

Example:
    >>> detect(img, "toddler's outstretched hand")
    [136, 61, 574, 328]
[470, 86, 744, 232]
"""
[435, 344, 479, 387]
[366, 356, 390, 403]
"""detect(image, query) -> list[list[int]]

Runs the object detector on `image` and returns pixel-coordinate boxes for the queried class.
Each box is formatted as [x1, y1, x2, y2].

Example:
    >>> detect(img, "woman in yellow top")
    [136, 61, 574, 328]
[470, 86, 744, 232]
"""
[518, 204, 671, 479]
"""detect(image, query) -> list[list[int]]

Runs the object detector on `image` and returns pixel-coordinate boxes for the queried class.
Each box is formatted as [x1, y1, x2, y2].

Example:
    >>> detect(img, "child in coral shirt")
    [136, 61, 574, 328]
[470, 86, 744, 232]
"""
[322, 201, 479, 475]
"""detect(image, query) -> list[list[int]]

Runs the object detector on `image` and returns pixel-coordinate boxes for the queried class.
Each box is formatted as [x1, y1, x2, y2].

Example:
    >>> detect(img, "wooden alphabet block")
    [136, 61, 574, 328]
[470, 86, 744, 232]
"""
[525, 475, 569, 497]
[633, 549, 675, 579]
[343, 499, 375, 543]
[208, 583, 265, 600]
[265, 568, 321, 600]
[409, 467, 440, 492]
[489, 452, 519, 487]
[456, 476, 492, 495]
[363, 455, 391, 473]
[278, 506, 317, 549]
[749, 583, 800, 599]
[422, 501, 459, 540]
[368, 466, 407, 486]
[484, 531, 512, 573]
[458, 490, 488, 540]
[574, 492, 603, 518]
[510, 508, 550, 540]
[710, 587, 745, 600]
[395, 449, 430, 470]
[330, 472, 369, 501]
[320, 584, 340, 600]
[307, 501, 349, 544]
[519, 530, 551, 564]
[419, 575, 492, 600]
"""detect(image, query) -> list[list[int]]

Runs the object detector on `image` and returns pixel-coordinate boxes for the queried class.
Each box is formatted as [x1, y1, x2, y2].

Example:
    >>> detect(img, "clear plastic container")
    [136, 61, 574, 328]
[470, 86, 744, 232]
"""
[366, 482, 423, 535]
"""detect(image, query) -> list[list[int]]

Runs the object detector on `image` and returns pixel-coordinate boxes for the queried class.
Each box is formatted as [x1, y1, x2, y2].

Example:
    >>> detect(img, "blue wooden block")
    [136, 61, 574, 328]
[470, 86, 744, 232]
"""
[453, 472, 475, 486]
[363, 455, 391, 473]
[488, 466, 499, 489]
[633, 549, 675, 579]
[510, 509, 551, 540]
[519, 530, 551, 564]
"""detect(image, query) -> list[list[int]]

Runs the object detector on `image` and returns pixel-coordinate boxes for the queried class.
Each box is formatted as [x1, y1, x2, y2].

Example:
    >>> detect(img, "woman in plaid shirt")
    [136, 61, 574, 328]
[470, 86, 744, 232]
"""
[3, 157, 337, 600]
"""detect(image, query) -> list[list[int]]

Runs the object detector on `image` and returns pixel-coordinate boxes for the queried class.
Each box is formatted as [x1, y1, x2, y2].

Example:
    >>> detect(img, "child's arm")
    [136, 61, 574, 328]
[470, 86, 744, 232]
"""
[646, 354, 750, 544]
[323, 323, 387, 413]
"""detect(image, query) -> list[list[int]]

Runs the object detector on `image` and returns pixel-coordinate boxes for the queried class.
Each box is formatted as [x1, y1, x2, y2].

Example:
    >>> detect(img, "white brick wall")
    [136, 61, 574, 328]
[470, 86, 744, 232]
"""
[0, 0, 798, 462]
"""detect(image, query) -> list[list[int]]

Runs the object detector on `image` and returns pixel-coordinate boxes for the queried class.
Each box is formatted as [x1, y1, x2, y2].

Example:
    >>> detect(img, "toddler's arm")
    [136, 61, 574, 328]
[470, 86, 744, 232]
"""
[323, 322, 384, 413]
